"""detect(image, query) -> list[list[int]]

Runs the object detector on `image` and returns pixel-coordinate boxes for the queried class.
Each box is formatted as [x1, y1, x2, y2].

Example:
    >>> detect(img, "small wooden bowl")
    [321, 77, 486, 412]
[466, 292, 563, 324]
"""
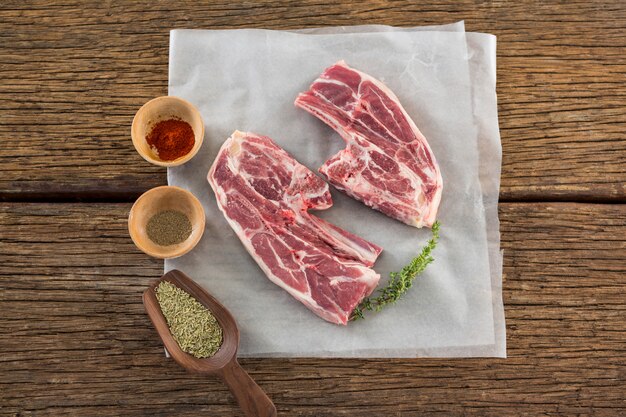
[128, 186, 205, 259]
[131, 96, 204, 166]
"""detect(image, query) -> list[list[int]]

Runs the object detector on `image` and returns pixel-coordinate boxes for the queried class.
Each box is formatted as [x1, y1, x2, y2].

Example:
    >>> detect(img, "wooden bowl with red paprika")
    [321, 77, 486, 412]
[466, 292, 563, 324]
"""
[132, 96, 204, 166]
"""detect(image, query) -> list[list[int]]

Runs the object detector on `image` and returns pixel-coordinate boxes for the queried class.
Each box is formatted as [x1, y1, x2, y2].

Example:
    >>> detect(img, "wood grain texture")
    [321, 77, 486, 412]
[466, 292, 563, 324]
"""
[0, 1, 625, 201]
[0, 202, 624, 416]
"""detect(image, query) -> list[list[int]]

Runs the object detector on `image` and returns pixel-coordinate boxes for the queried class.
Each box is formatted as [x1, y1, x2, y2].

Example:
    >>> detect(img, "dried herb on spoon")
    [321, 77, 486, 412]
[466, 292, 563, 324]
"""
[155, 281, 223, 358]
[351, 221, 441, 321]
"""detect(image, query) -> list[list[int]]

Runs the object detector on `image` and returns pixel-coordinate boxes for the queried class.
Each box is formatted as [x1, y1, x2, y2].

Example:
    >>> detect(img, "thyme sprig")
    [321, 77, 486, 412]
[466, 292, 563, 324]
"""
[351, 221, 441, 321]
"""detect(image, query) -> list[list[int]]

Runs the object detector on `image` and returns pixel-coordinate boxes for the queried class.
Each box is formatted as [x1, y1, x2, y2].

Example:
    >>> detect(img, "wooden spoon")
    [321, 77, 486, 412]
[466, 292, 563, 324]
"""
[143, 270, 277, 417]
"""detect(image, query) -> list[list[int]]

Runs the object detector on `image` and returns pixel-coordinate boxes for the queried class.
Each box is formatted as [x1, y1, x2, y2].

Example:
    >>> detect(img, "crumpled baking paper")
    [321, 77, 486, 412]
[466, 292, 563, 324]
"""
[166, 21, 505, 357]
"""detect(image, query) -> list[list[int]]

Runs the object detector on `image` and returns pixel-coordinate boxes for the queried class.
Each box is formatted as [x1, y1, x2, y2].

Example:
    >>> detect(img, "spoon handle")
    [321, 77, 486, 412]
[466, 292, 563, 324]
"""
[219, 359, 277, 417]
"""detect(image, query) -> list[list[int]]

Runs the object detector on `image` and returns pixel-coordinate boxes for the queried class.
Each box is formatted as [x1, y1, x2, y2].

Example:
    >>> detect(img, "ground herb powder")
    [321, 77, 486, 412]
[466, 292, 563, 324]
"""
[155, 281, 223, 358]
[146, 210, 192, 246]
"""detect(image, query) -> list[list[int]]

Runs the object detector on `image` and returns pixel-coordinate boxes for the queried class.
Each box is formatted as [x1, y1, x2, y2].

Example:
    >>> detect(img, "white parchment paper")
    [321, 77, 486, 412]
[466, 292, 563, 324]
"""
[166, 22, 505, 357]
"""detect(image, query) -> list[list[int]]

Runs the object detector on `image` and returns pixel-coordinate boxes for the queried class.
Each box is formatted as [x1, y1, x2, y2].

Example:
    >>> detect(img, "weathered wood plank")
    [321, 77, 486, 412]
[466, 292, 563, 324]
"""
[0, 202, 624, 416]
[0, 1, 625, 200]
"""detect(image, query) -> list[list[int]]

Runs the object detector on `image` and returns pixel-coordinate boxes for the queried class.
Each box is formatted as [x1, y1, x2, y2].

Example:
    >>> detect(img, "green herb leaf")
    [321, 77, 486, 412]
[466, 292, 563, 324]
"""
[350, 221, 441, 321]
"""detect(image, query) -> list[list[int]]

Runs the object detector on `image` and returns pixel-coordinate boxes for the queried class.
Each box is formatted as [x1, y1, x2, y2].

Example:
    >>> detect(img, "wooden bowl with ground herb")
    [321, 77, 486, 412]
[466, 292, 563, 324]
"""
[128, 185, 205, 259]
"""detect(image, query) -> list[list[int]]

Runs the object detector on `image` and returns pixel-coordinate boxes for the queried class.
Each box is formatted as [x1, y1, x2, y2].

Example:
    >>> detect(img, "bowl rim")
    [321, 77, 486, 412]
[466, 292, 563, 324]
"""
[131, 95, 205, 167]
[128, 185, 206, 259]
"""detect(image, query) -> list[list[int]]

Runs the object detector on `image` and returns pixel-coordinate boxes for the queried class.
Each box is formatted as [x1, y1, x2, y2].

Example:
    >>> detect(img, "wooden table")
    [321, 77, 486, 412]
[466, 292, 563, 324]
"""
[1, 1, 624, 416]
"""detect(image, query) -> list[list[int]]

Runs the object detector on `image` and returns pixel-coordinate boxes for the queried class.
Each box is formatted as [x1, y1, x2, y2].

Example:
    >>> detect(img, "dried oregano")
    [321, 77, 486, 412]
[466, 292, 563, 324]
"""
[155, 281, 223, 358]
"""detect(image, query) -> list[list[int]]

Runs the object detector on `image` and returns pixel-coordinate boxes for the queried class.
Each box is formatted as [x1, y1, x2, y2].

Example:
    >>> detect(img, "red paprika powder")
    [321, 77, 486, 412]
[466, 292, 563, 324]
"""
[146, 118, 195, 161]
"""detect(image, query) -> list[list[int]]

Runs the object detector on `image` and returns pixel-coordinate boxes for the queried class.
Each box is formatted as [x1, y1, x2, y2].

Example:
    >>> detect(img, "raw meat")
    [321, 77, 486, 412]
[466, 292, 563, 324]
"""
[208, 131, 382, 325]
[295, 60, 443, 228]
